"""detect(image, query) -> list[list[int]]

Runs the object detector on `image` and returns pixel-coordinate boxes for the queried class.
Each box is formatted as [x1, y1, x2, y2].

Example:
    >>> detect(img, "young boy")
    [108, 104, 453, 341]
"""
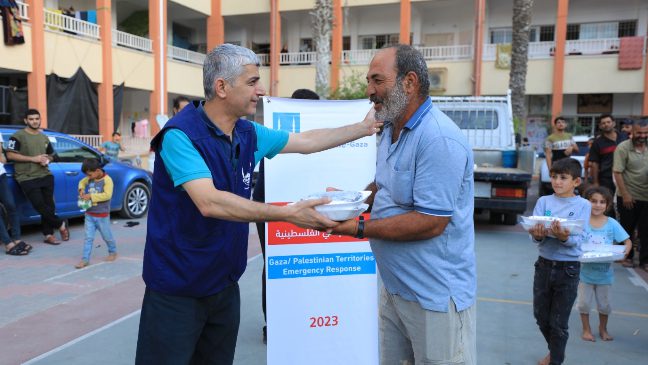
[529, 158, 591, 365]
[75, 158, 117, 269]
[544, 116, 579, 169]
[100, 132, 125, 159]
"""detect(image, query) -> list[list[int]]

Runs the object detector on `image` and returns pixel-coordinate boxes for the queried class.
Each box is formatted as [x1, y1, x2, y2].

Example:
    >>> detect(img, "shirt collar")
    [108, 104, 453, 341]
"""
[197, 101, 226, 137]
[403, 97, 432, 130]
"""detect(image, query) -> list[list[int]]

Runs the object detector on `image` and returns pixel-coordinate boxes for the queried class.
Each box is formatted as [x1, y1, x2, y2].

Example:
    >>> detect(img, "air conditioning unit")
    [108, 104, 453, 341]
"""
[428, 67, 447, 92]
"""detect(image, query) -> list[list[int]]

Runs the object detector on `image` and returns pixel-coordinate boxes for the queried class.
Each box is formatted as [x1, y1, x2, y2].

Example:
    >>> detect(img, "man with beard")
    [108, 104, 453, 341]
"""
[589, 114, 628, 193]
[6, 109, 69, 245]
[135, 44, 381, 365]
[332, 45, 476, 365]
[613, 118, 648, 270]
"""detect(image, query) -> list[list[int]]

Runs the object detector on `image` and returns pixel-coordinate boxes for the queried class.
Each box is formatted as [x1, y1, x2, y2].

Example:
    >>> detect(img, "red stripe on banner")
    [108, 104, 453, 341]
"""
[267, 203, 369, 245]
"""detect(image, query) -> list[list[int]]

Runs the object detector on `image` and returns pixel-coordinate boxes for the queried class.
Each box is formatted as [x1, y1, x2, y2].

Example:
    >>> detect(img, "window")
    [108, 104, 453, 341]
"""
[490, 29, 512, 44]
[566, 24, 580, 40]
[299, 38, 313, 52]
[359, 34, 399, 49]
[442, 110, 499, 130]
[343, 36, 351, 51]
[580, 22, 617, 40]
[53, 137, 100, 163]
[539, 26, 554, 42]
[618, 21, 637, 37]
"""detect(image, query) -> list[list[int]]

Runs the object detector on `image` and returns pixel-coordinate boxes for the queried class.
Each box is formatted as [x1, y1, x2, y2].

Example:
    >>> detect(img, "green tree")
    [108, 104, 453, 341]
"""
[509, 0, 535, 132]
[329, 71, 367, 100]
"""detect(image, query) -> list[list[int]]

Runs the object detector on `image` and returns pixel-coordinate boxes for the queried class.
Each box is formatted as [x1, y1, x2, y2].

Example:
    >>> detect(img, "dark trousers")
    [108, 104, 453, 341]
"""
[255, 221, 267, 324]
[617, 197, 648, 265]
[0, 174, 21, 244]
[19, 175, 62, 236]
[135, 285, 241, 365]
[533, 257, 580, 365]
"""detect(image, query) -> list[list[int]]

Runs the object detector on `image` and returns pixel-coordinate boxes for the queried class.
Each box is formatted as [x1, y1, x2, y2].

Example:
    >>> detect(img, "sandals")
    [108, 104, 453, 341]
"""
[5, 241, 29, 256]
[43, 235, 61, 245]
[59, 221, 70, 241]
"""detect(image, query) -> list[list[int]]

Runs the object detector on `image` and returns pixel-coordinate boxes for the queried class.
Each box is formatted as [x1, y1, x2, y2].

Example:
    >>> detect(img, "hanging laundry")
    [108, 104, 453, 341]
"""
[1, 0, 25, 45]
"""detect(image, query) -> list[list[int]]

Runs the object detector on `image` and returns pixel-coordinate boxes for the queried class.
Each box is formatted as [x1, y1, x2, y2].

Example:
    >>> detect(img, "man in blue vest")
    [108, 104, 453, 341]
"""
[135, 44, 381, 365]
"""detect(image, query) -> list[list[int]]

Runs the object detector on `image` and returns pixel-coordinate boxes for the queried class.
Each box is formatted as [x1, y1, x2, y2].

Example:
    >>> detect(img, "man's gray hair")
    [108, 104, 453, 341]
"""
[203, 44, 260, 100]
[384, 44, 430, 97]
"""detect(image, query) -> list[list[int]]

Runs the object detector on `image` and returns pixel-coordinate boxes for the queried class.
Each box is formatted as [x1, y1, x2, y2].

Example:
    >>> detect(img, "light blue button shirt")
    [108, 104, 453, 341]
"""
[370, 97, 476, 312]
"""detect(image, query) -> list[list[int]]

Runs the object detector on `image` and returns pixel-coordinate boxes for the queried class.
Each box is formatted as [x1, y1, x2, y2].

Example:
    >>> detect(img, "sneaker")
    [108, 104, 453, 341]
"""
[75, 260, 89, 269]
[105, 253, 117, 262]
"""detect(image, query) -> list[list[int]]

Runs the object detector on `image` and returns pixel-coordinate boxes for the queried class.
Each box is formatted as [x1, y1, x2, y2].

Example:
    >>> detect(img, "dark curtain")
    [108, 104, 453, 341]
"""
[46, 68, 98, 134]
[8, 86, 27, 124]
[113, 83, 124, 132]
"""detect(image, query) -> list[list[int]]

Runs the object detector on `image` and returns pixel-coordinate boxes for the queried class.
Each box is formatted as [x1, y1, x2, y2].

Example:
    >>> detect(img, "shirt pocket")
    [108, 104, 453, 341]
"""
[389, 167, 414, 206]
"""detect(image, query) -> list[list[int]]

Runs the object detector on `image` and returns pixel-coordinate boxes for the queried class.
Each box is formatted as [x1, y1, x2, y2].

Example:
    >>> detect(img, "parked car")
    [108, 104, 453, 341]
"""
[538, 135, 590, 196]
[0, 125, 152, 225]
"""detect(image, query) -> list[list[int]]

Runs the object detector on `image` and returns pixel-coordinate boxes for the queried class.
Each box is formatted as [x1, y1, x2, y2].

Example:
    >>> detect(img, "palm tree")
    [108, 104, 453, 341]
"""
[311, 0, 333, 98]
[509, 0, 534, 131]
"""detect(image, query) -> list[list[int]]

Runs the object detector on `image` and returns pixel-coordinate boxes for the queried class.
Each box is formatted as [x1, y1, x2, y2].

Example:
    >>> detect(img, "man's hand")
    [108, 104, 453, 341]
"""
[360, 108, 383, 136]
[550, 220, 570, 242]
[529, 223, 547, 242]
[33, 154, 49, 166]
[622, 193, 635, 209]
[284, 198, 339, 232]
[80, 193, 91, 200]
[330, 218, 359, 237]
[565, 145, 573, 156]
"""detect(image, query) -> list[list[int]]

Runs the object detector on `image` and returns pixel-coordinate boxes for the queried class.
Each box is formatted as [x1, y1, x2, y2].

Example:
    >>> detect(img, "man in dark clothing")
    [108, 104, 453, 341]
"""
[589, 114, 628, 194]
[6, 109, 69, 245]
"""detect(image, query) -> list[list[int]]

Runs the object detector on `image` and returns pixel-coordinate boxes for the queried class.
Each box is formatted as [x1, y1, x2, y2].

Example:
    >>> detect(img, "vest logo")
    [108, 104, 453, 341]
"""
[273, 112, 300, 133]
[544, 210, 551, 216]
[242, 167, 251, 190]
[569, 212, 574, 217]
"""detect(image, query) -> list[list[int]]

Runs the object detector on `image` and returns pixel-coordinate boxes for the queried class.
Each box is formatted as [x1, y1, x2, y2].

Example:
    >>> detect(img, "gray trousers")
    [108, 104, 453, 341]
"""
[379, 286, 476, 365]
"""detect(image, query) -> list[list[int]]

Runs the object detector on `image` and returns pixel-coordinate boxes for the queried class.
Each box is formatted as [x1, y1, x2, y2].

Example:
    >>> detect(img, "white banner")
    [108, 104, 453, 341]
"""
[263, 97, 378, 365]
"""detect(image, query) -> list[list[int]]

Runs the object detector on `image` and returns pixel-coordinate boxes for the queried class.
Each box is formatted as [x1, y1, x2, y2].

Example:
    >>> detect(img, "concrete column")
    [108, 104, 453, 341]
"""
[149, 0, 167, 135]
[270, 0, 280, 96]
[331, 0, 342, 93]
[399, 0, 411, 44]
[551, 0, 569, 122]
[207, 0, 224, 52]
[27, 0, 47, 126]
[97, 0, 114, 141]
[472, 0, 485, 96]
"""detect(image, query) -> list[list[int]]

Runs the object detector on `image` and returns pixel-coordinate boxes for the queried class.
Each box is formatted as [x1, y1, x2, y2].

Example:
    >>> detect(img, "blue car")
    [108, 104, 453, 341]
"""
[1, 125, 152, 224]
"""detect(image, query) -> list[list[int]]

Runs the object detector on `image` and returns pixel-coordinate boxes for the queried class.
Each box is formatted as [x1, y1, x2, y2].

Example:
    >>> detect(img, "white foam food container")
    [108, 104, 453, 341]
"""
[579, 244, 626, 263]
[314, 203, 369, 221]
[519, 216, 585, 234]
[303, 190, 372, 209]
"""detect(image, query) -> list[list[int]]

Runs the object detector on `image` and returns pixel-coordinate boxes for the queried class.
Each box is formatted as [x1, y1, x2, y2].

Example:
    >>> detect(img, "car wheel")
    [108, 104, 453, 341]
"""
[120, 182, 150, 219]
[503, 213, 518, 225]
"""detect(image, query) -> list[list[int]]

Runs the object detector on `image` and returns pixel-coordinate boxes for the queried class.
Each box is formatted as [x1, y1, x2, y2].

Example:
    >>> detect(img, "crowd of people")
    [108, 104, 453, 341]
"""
[536, 114, 647, 364]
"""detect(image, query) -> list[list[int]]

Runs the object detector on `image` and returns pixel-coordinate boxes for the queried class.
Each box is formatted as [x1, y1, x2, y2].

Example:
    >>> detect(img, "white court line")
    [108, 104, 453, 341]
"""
[26, 253, 263, 364]
[44, 262, 107, 282]
[626, 267, 648, 293]
[22, 310, 141, 365]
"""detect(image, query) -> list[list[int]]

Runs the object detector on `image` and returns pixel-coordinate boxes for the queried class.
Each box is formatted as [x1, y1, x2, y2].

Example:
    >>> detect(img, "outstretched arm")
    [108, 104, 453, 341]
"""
[281, 108, 382, 154]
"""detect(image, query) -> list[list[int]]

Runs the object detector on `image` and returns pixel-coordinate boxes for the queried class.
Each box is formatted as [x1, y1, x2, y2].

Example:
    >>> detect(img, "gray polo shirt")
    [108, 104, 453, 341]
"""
[370, 97, 476, 312]
[613, 139, 648, 201]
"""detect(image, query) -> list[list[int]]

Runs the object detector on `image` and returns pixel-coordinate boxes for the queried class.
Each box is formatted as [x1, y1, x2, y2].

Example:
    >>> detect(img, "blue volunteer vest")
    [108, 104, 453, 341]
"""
[143, 104, 257, 297]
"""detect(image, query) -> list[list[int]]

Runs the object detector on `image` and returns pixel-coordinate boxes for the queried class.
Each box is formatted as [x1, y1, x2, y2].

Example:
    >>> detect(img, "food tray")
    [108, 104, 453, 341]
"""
[316, 203, 369, 221]
[304, 190, 371, 207]
[519, 216, 585, 234]
[579, 244, 626, 263]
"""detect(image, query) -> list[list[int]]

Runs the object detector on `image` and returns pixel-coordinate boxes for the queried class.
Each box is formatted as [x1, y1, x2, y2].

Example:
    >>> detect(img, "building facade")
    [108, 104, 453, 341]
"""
[1, 0, 647, 147]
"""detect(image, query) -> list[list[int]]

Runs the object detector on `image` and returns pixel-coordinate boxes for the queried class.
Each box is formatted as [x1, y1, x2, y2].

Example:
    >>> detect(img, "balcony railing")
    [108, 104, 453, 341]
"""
[342, 49, 379, 65]
[167, 45, 206, 65]
[70, 134, 103, 148]
[528, 41, 556, 59]
[565, 38, 620, 55]
[280, 51, 317, 64]
[416, 45, 473, 60]
[16, 1, 28, 20]
[113, 30, 152, 53]
[43, 8, 99, 39]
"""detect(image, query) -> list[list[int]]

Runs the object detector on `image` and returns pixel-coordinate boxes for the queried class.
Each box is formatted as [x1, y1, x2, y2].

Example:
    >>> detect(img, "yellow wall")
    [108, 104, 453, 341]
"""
[0, 24, 32, 72]
[482, 59, 555, 96]
[280, 0, 315, 11]
[167, 60, 204, 98]
[170, 0, 210, 15]
[259, 67, 271, 95]
[44, 31, 102, 82]
[278, 66, 316, 97]
[112, 48, 154, 90]
[222, 0, 270, 16]
[427, 61, 473, 95]
[563, 56, 645, 94]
